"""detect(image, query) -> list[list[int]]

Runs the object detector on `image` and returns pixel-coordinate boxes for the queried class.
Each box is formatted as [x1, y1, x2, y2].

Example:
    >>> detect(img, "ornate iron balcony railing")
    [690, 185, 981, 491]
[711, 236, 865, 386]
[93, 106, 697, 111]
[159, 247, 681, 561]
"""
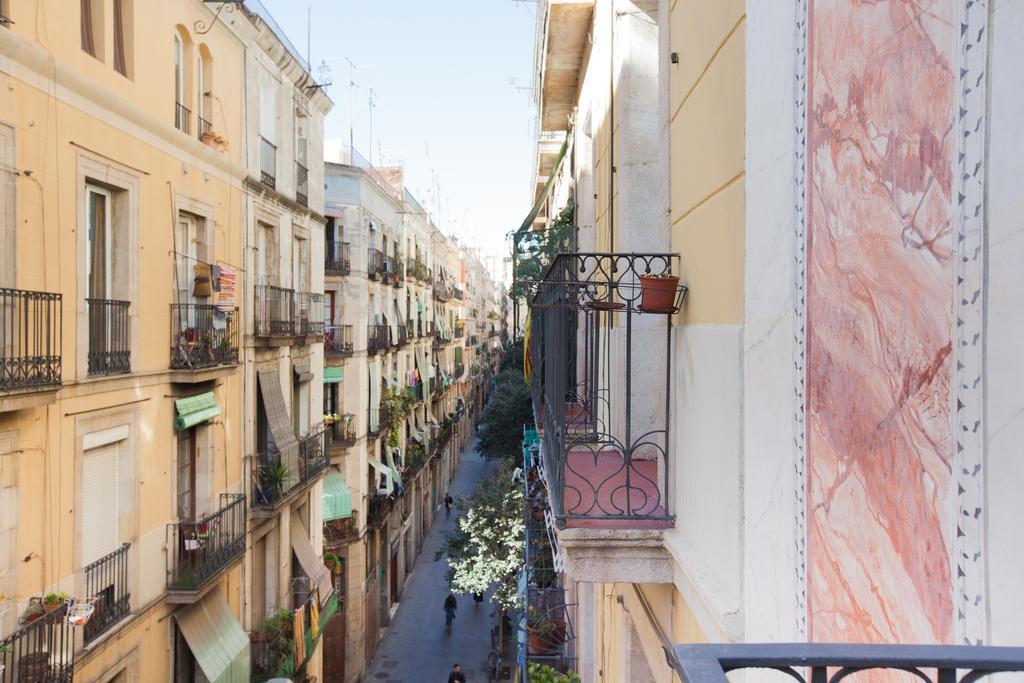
[294, 291, 324, 337]
[259, 136, 276, 189]
[325, 324, 354, 356]
[254, 285, 294, 337]
[251, 425, 329, 509]
[87, 298, 130, 376]
[170, 304, 239, 370]
[295, 161, 308, 207]
[530, 253, 684, 528]
[0, 602, 74, 681]
[166, 493, 246, 593]
[668, 643, 1024, 683]
[83, 542, 131, 644]
[325, 241, 351, 275]
[175, 101, 191, 135]
[0, 287, 61, 391]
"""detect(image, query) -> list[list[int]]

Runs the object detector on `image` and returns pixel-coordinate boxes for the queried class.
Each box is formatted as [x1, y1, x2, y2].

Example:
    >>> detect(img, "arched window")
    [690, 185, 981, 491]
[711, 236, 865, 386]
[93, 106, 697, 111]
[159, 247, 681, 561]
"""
[196, 44, 214, 139]
[173, 27, 193, 134]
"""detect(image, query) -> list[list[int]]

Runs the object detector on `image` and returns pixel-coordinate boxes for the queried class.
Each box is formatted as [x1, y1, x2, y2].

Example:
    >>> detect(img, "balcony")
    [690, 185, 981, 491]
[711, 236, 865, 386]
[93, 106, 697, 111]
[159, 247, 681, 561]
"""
[323, 511, 359, 548]
[406, 379, 423, 403]
[252, 426, 329, 512]
[175, 101, 191, 134]
[454, 321, 465, 338]
[295, 161, 308, 207]
[368, 493, 394, 527]
[368, 402, 388, 438]
[390, 257, 405, 287]
[397, 323, 410, 347]
[368, 248, 384, 280]
[325, 324, 354, 357]
[83, 542, 131, 645]
[260, 136, 276, 189]
[0, 288, 62, 399]
[454, 363, 465, 378]
[167, 493, 246, 602]
[197, 115, 212, 140]
[294, 292, 324, 337]
[529, 253, 685, 582]
[0, 603, 74, 681]
[326, 413, 357, 448]
[325, 241, 351, 276]
[367, 324, 388, 354]
[453, 287, 464, 301]
[87, 298, 131, 377]
[170, 304, 239, 373]
[254, 285, 294, 338]
[669, 644, 1024, 683]
[433, 279, 451, 302]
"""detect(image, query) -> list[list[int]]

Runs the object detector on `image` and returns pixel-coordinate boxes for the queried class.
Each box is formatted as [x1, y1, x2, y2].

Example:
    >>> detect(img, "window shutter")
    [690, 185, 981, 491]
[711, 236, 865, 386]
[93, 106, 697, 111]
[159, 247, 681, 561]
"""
[81, 444, 118, 566]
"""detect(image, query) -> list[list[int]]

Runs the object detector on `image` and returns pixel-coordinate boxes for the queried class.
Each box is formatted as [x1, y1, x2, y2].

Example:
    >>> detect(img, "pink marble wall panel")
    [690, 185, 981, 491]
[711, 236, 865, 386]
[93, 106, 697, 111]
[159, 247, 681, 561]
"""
[806, 0, 955, 647]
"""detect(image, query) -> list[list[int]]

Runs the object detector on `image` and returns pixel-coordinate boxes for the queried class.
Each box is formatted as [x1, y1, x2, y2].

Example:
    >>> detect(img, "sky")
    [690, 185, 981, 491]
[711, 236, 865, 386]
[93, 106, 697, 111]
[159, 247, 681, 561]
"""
[260, 0, 539, 265]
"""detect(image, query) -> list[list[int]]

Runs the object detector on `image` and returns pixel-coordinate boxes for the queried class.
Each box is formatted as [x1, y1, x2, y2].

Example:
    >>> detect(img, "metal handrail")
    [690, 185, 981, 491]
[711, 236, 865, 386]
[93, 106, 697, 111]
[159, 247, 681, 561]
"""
[166, 493, 246, 591]
[0, 287, 62, 390]
[86, 298, 130, 376]
[170, 304, 238, 369]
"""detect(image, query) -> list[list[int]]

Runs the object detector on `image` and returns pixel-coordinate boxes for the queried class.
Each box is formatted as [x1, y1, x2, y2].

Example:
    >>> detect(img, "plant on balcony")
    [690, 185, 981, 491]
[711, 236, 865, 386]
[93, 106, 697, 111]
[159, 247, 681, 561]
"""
[512, 202, 574, 301]
[20, 598, 44, 625]
[42, 592, 68, 613]
[638, 272, 680, 313]
[435, 462, 524, 611]
[527, 663, 580, 683]
[526, 608, 567, 655]
[252, 608, 295, 681]
[201, 129, 229, 152]
[258, 462, 291, 504]
[381, 387, 413, 448]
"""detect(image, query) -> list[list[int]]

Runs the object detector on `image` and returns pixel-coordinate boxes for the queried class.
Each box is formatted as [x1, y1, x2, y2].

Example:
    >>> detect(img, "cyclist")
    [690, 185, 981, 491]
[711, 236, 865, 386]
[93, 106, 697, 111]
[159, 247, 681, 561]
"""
[444, 593, 458, 634]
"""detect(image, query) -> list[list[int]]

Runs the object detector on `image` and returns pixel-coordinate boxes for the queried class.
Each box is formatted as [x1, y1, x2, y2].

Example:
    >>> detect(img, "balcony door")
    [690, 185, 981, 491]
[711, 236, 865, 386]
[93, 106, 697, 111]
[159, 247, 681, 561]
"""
[176, 428, 196, 523]
[86, 186, 112, 301]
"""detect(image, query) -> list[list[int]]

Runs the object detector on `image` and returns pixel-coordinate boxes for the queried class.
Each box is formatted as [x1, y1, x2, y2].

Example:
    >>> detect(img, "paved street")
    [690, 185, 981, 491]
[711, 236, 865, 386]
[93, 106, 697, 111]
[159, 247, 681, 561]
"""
[365, 439, 498, 682]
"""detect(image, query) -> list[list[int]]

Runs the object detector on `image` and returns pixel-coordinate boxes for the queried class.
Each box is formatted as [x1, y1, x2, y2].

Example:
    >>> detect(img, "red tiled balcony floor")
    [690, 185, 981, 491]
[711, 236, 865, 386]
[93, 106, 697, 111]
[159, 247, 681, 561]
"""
[561, 449, 671, 530]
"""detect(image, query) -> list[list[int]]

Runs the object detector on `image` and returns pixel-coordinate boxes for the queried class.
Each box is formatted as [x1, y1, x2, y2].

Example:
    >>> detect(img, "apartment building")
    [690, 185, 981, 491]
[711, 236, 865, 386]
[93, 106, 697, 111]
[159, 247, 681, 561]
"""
[321, 153, 497, 682]
[523, 0, 1024, 681]
[0, 1, 252, 680]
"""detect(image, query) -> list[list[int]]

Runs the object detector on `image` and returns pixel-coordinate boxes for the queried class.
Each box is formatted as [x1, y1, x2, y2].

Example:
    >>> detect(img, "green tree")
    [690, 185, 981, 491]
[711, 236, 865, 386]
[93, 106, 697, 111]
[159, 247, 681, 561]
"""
[476, 366, 533, 463]
[511, 203, 575, 301]
[436, 463, 524, 610]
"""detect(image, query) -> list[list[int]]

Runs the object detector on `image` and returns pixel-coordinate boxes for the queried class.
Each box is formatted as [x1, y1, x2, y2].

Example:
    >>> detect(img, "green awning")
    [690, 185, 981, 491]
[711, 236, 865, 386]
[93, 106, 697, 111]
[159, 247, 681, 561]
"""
[516, 134, 570, 236]
[175, 587, 250, 682]
[322, 469, 353, 521]
[324, 367, 343, 384]
[174, 392, 221, 431]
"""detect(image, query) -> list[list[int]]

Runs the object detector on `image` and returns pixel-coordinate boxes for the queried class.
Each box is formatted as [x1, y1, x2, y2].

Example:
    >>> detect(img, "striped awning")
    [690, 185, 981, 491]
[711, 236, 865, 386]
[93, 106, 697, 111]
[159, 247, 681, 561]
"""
[174, 587, 250, 682]
[324, 367, 343, 384]
[291, 519, 334, 605]
[174, 392, 221, 431]
[322, 468, 352, 521]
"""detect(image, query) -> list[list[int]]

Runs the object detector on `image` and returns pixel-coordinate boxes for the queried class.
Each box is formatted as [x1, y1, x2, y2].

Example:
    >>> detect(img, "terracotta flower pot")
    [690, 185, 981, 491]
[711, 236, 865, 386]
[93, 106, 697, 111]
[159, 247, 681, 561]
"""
[639, 275, 679, 313]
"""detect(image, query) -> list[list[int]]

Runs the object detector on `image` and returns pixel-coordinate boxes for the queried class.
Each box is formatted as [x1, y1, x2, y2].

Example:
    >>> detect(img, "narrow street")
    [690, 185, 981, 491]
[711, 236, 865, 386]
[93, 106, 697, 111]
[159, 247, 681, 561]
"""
[366, 439, 498, 682]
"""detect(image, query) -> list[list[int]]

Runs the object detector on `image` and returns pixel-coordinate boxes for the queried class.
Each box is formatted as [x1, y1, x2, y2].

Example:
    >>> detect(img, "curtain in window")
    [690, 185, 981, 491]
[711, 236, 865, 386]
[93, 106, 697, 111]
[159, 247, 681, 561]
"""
[81, 0, 95, 56]
[88, 192, 107, 299]
[113, 0, 127, 75]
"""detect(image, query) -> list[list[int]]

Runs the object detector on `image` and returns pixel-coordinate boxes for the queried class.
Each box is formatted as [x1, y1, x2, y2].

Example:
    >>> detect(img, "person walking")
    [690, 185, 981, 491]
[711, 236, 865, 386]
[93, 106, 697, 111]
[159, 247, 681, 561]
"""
[444, 493, 454, 520]
[448, 663, 467, 683]
[444, 593, 458, 634]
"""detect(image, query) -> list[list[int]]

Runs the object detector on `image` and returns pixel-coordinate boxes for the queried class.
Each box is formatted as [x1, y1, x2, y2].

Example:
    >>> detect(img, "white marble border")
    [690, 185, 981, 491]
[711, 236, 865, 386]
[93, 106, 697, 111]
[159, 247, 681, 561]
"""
[793, 0, 810, 641]
[953, 0, 989, 647]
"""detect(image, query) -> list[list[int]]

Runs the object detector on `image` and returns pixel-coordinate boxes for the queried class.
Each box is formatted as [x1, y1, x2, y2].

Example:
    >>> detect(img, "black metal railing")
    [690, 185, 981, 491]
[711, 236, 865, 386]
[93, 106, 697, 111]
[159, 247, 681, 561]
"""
[367, 324, 389, 354]
[259, 136, 276, 188]
[325, 241, 351, 275]
[0, 288, 62, 391]
[327, 414, 357, 446]
[167, 493, 246, 592]
[295, 161, 308, 207]
[453, 321, 465, 338]
[254, 285, 294, 337]
[433, 279, 451, 302]
[87, 298, 130, 376]
[367, 493, 393, 527]
[294, 292, 324, 336]
[175, 101, 191, 134]
[669, 644, 1024, 683]
[0, 602, 74, 682]
[368, 248, 384, 280]
[531, 253, 683, 526]
[325, 324, 354, 356]
[397, 323, 409, 346]
[197, 115, 213, 140]
[252, 426, 329, 508]
[170, 304, 239, 370]
[453, 288, 464, 301]
[454, 363, 464, 378]
[83, 542, 131, 644]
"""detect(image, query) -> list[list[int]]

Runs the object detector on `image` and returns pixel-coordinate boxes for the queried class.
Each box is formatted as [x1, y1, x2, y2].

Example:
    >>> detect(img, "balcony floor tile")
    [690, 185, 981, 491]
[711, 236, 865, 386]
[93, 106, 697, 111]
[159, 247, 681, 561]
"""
[562, 449, 671, 530]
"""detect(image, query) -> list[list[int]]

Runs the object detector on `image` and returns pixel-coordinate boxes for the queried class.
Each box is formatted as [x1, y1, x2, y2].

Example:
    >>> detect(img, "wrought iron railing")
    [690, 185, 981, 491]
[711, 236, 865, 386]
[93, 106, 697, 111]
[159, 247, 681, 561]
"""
[170, 304, 238, 370]
[453, 288, 464, 301]
[530, 253, 684, 526]
[368, 248, 384, 280]
[0, 288, 62, 391]
[367, 493, 393, 527]
[83, 542, 131, 644]
[433, 279, 451, 302]
[325, 241, 351, 275]
[197, 115, 213, 140]
[327, 414, 357, 446]
[254, 285, 294, 337]
[325, 324, 354, 356]
[175, 101, 191, 134]
[454, 321, 465, 338]
[259, 136, 276, 188]
[167, 493, 246, 592]
[0, 602, 74, 682]
[397, 323, 410, 346]
[454, 363, 465, 378]
[252, 425, 329, 508]
[294, 292, 324, 336]
[323, 511, 359, 548]
[87, 298, 130, 376]
[367, 324, 388, 354]
[668, 644, 1024, 683]
[295, 161, 308, 207]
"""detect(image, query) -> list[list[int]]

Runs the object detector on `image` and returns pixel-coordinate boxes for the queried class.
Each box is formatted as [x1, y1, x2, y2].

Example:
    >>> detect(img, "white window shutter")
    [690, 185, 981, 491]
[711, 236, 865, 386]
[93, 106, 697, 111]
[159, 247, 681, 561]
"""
[81, 444, 118, 566]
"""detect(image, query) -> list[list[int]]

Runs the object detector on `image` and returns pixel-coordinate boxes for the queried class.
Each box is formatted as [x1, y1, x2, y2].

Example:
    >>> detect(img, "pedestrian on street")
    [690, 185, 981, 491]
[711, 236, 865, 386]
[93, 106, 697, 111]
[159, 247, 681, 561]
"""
[473, 591, 484, 606]
[444, 594, 458, 634]
[448, 663, 467, 683]
[444, 493, 454, 520]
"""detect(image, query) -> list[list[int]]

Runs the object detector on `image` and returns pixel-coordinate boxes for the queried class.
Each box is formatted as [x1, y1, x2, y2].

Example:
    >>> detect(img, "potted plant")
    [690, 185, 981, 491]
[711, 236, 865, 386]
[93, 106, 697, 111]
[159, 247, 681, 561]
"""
[638, 273, 680, 313]
[526, 608, 566, 655]
[260, 462, 291, 503]
[527, 663, 581, 683]
[20, 598, 44, 624]
[42, 592, 68, 613]
[200, 130, 229, 152]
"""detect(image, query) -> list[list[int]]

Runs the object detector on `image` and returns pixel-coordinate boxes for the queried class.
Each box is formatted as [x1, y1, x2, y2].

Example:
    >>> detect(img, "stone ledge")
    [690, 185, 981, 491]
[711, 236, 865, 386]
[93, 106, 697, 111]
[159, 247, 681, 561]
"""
[557, 527, 674, 584]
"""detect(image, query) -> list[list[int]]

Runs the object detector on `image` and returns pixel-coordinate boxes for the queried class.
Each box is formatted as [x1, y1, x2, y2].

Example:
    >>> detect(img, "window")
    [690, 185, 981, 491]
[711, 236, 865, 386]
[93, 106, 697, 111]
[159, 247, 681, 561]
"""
[81, 0, 103, 59]
[176, 429, 196, 522]
[81, 443, 119, 566]
[256, 221, 276, 285]
[173, 624, 198, 683]
[196, 45, 212, 138]
[173, 32, 189, 133]
[87, 186, 112, 300]
[295, 110, 308, 167]
[292, 236, 309, 293]
[112, 0, 131, 77]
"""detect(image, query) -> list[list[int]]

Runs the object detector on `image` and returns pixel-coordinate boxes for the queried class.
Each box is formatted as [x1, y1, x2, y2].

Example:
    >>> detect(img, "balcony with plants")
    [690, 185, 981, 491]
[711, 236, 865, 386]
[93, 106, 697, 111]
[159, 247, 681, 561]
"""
[1, 600, 75, 681]
[251, 426, 330, 513]
[367, 323, 389, 354]
[324, 324, 354, 357]
[325, 412, 357, 449]
[0, 287, 62, 405]
[170, 304, 239, 373]
[166, 493, 247, 602]
[250, 591, 339, 683]
[368, 248, 385, 280]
